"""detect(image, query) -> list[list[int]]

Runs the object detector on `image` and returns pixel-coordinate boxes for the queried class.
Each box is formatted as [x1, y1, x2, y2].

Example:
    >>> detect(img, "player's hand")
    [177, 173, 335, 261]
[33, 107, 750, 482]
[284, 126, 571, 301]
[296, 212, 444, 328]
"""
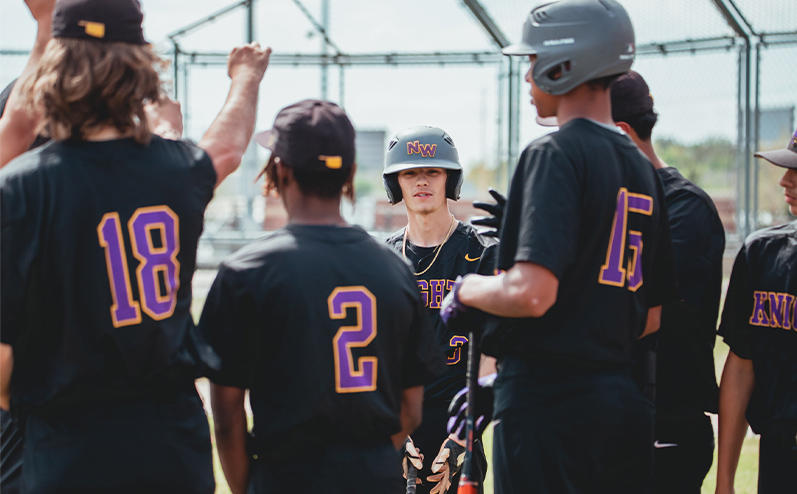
[402, 437, 423, 486]
[146, 98, 183, 140]
[471, 188, 506, 238]
[227, 42, 272, 82]
[447, 373, 496, 440]
[441, 276, 484, 332]
[25, 0, 57, 22]
[427, 435, 466, 494]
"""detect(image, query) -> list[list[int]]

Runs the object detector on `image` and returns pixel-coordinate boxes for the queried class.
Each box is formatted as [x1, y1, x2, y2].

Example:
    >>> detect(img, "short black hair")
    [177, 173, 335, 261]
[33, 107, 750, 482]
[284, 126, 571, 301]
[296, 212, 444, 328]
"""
[615, 109, 658, 141]
[586, 73, 623, 91]
[263, 155, 356, 202]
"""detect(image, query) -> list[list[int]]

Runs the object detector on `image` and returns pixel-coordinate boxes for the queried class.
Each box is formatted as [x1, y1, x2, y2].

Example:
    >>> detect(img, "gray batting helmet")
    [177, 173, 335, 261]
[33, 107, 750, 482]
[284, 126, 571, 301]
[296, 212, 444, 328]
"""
[502, 0, 635, 96]
[382, 126, 463, 205]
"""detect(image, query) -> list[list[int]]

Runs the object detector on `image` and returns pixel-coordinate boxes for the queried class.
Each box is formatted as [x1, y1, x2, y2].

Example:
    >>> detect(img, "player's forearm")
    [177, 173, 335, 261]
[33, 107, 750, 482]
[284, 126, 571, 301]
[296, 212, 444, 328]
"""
[0, 3, 53, 168]
[458, 264, 558, 318]
[715, 351, 755, 493]
[200, 74, 261, 188]
[392, 386, 424, 450]
[210, 384, 250, 494]
[0, 343, 13, 410]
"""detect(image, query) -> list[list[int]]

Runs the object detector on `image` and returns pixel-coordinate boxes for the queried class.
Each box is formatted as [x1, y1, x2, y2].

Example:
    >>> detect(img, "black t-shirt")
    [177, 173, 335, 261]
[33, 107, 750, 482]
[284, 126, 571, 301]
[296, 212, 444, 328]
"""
[1, 136, 216, 412]
[482, 119, 674, 366]
[719, 221, 797, 433]
[656, 167, 725, 417]
[199, 224, 443, 450]
[386, 222, 498, 404]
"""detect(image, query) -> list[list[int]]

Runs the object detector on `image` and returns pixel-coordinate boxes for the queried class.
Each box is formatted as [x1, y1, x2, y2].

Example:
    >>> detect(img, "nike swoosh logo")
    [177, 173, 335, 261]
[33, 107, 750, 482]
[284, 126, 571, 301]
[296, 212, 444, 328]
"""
[465, 254, 481, 262]
[653, 440, 679, 449]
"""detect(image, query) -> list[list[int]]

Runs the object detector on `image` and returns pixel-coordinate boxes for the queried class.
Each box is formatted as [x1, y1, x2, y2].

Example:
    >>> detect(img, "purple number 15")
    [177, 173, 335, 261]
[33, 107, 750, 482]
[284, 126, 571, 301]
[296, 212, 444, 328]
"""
[329, 286, 378, 394]
[599, 188, 653, 292]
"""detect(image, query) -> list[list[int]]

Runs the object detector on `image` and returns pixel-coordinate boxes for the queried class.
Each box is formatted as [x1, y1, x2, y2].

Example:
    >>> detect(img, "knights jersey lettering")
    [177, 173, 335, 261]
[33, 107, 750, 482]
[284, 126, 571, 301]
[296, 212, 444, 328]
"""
[719, 221, 797, 433]
[386, 222, 497, 404]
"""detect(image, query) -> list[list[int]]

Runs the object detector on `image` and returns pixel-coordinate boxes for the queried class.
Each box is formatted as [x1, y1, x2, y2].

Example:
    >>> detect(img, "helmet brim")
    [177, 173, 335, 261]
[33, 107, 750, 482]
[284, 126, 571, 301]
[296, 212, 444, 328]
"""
[502, 42, 537, 56]
[383, 159, 461, 176]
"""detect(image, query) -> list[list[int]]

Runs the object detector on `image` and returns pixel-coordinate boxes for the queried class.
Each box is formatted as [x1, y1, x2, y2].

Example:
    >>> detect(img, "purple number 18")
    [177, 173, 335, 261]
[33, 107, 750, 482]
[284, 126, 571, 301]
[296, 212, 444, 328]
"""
[599, 188, 653, 292]
[329, 286, 378, 394]
[97, 206, 180, 327]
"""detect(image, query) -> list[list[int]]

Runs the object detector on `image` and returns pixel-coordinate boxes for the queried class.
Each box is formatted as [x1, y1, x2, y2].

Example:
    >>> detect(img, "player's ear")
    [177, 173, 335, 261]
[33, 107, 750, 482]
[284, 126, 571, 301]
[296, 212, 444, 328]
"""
[615, 121, 633, 135]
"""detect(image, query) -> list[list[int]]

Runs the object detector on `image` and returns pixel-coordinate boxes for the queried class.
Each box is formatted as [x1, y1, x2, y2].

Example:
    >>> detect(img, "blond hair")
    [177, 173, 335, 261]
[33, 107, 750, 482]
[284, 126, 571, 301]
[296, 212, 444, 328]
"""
[20, 38, 165, 144]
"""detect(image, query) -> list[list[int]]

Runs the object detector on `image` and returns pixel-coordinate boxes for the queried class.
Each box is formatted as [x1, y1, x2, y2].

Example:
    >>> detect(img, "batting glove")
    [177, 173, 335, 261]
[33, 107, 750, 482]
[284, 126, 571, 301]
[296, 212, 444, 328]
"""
[427, 435, 467, 494]
[447, 373, 496, 441]
[402, 436, 423, 486]
[471, 188, 506, 238]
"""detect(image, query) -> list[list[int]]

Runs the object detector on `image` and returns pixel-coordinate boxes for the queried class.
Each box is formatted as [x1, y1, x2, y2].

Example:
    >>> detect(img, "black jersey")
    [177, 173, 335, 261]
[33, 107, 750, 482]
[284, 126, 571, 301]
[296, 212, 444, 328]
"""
[198, 224, 442, 453]
[718, 221, 797, 433]
[1, 136, 216, 412]
[386, 222, 497, 404]
[656, 167, 725, 417]
[482, 119, 673, 366]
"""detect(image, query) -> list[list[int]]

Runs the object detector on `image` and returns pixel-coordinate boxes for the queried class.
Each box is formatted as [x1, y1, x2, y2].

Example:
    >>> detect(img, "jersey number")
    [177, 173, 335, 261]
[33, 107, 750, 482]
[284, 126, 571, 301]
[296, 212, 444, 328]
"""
[329, 287, 378, 393]
[599, 188, 653, 292]
[97, 206, 180, 327]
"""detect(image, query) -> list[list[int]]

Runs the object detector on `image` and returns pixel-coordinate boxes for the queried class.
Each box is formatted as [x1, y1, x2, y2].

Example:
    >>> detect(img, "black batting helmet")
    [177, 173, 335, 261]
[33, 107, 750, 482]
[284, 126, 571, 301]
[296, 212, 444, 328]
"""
[382, 126, 463, 205]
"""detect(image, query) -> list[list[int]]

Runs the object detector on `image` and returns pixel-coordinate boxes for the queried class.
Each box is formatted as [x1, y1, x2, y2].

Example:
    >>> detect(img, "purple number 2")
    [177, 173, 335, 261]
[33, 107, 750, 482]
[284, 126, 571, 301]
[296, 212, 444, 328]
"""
[97, 206, 180, 328]
[329, 286, 378, 394]
[599, 188, 653, 292]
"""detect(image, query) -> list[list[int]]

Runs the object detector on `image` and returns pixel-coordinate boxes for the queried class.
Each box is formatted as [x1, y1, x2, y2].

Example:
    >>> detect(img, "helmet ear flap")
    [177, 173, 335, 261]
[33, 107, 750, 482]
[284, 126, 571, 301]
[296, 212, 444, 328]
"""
[383, 173, 403, 205]
[446, 169, 463, 201]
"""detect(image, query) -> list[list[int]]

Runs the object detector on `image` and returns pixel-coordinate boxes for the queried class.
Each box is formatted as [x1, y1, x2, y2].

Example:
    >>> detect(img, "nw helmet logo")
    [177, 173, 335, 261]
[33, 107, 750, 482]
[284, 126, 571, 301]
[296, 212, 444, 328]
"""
[407, 141, 437, 158]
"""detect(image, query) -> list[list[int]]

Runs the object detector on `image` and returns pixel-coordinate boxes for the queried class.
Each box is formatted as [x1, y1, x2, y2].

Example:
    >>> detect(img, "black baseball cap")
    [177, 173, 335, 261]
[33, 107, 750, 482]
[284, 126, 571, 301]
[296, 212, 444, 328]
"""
[255, 99, 356, 171]
[755, 127, 797, 169]
[52, 0, 147, 45]
[610, 70, 654, 121]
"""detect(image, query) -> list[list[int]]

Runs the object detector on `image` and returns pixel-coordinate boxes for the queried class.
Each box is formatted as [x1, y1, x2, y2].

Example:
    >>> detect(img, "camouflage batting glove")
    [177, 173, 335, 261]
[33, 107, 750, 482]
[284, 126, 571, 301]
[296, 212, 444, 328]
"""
[427, 434, 466, 494]
[402, 436, 423, 486]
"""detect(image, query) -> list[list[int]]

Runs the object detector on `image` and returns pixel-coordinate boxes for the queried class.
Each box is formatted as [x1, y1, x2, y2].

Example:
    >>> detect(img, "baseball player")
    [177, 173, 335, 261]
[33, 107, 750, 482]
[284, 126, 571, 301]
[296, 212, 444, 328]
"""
[611, 70, 726, 494]
[440, 0, 674, 492]
[198, 100, 444, 494]
[715, 127, 797, 494]
[382, 126, 497, 493]
[0, 0, 56, 168]
[0, 2, 56, 490]
[0, 0, 271, 490]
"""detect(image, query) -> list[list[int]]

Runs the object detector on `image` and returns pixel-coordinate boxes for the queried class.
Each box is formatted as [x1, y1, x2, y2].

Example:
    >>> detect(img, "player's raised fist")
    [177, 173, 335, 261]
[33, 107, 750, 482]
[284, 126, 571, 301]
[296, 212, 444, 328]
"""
[227, 42, 271, 82]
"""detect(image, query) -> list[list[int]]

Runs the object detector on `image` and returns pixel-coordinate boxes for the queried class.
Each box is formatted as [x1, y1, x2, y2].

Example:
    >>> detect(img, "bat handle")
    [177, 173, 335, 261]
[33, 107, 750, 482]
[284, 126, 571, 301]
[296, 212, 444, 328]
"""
[457, 476, 479, 494]
[406, 464, 418, 494]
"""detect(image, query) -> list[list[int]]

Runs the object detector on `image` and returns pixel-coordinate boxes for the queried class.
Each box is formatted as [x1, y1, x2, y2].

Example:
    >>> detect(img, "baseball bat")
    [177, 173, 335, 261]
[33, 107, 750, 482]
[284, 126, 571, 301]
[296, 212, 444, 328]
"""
[406, 462, 418, 494]
[457, 330, 479, 494]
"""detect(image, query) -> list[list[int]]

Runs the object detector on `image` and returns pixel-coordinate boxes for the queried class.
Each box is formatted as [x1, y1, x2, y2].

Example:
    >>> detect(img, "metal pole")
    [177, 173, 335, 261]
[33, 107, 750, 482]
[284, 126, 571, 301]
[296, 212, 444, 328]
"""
[753, 41, 761, 230]
[247, 0, 254, 43]
[339, 65, 345, 107]
[743, 40, 752, 237]
[172, 42, 180, 99]
[321, 0, 329, 100]
[735, 47, 743, 238]
[497, 61, 505, 187]
[507, 57, 518, 188]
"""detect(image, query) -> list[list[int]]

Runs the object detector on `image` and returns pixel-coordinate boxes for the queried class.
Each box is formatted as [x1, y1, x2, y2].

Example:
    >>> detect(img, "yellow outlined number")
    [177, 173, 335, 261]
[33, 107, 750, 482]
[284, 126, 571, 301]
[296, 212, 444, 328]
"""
[329, 286, 378, 393]
[598, 188, 653, 292]
[97, 206, 180, 327]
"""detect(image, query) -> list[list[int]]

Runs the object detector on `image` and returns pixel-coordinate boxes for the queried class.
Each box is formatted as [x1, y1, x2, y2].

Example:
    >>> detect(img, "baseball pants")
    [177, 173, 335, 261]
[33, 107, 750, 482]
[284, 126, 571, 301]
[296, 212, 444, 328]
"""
[492, 356, 654, 494]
